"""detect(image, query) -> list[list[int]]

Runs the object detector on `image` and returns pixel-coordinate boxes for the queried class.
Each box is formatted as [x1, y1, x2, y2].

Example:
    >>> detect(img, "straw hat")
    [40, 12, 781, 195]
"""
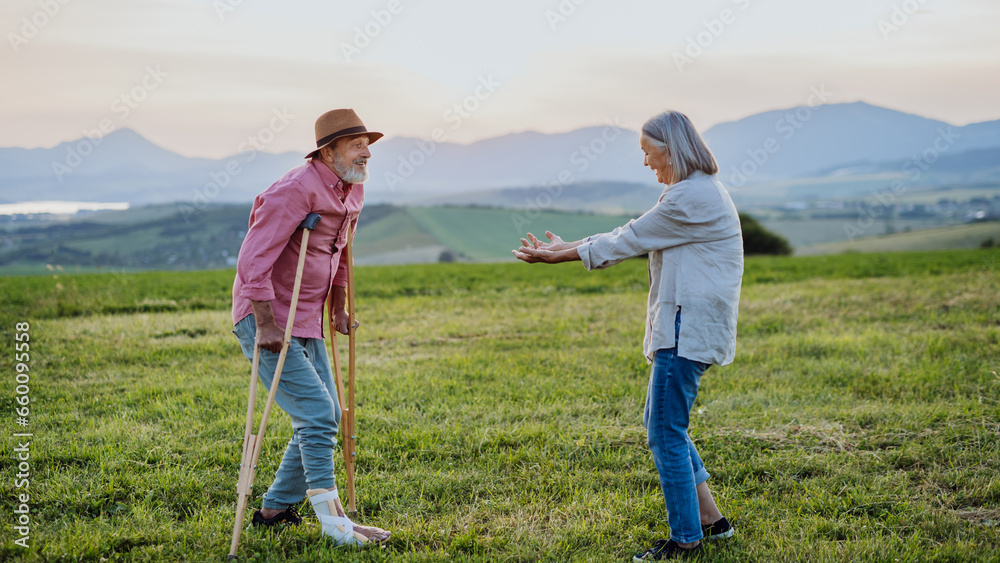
[305, 109, 383, 159]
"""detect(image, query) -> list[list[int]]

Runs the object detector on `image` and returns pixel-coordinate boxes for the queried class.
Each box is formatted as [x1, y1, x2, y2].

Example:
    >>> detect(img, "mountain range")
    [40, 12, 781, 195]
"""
[2, 102, 999, 207]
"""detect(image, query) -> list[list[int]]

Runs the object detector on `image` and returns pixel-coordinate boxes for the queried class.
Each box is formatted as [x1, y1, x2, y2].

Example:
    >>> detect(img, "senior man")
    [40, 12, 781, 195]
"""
[231, 109, 389, 547]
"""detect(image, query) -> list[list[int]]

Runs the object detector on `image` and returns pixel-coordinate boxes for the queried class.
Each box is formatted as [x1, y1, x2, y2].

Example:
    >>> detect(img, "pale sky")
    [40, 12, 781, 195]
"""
[2, 0, 998, 158]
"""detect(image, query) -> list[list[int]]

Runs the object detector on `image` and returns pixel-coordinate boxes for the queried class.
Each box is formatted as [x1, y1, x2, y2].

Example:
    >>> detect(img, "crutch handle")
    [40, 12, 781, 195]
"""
[299, 212, 322, 231]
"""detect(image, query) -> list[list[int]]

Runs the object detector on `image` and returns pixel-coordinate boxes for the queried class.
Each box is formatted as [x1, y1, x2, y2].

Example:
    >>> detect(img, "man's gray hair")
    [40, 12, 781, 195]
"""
[641, 111, 718, 182]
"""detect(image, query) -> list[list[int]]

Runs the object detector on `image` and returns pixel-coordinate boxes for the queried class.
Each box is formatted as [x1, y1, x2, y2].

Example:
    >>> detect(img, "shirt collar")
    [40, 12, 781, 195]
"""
[312, 159, 354, 199]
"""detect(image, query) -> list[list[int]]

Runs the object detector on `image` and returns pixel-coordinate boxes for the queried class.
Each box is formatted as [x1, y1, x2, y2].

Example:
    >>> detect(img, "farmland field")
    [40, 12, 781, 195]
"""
[6, 200, 997, 274]
[404, 206, 638, 262]
[760, 218, 955, 251]
[1, 249, 999, 562]
[796, 222, 1000, 255]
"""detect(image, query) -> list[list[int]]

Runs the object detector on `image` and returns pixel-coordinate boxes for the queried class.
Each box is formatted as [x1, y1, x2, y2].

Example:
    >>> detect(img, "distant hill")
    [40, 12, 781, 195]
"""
[2, 102, 998, 206]
[6, 198, 994, 274]
[0, 203, 640, 272]
[812, 147, 1000, 185]
[417, 181, 663, 215]
[0, 128, 303, 205]
[703, 102, 1000, 184]
[377, 126, 647, 199]
[0, 203, 253, 271]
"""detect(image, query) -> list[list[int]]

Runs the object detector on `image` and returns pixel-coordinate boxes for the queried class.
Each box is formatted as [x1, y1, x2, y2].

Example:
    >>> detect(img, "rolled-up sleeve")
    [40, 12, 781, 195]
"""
[579, 182, 738, 271]
[237, 180, 312, 301]
[578, 220, 637, 270]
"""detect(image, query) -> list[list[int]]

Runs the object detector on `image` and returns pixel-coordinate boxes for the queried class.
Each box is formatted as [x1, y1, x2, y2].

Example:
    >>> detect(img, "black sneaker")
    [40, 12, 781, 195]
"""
[251, 506, 302, 527]
[632, 539, 702, 561]
[701, 517, 734, 541]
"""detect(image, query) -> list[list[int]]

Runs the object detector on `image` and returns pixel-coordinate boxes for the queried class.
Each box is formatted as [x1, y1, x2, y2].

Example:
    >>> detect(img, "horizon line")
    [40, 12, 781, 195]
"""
[3, 100, 999, 157]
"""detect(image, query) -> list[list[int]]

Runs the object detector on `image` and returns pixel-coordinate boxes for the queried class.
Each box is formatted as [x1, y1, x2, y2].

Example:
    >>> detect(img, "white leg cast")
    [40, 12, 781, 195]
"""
[306, 488, 366, 547]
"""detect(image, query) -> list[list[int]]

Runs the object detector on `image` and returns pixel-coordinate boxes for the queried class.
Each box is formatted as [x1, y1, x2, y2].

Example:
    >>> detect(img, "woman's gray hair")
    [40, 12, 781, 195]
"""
[641, 111, 718, 182]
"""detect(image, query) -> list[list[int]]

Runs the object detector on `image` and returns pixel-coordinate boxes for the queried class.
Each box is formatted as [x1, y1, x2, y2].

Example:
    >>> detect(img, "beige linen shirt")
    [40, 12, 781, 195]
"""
[577, 171, 744, 366]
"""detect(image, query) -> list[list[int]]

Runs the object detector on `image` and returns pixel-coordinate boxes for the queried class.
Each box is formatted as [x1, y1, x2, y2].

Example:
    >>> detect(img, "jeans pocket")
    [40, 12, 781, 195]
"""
[233, 321, 247, 343]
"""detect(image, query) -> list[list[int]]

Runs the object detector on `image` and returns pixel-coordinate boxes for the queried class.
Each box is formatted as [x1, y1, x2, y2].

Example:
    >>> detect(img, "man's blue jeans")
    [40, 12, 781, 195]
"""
[234, 314, 342, 509]
[643, 313, 711, 543]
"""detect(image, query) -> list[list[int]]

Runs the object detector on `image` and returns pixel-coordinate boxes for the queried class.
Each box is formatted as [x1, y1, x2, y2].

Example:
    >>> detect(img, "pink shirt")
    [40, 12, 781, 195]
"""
[232, 160, 363, 339]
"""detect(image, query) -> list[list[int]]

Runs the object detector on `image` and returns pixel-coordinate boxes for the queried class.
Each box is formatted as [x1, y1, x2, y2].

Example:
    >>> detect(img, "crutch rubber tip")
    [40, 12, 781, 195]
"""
[228, 555, 239, 561]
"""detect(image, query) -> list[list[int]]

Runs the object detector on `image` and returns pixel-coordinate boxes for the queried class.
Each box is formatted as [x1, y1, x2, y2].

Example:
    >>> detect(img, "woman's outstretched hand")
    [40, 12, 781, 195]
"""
[529, 231, 568, 251]
[512, 231, 580, 264]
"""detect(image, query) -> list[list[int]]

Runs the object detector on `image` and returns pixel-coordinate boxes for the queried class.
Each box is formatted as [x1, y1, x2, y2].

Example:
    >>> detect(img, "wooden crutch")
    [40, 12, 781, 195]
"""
[228, 212, 321, 561]
[328, 222, 358, 516]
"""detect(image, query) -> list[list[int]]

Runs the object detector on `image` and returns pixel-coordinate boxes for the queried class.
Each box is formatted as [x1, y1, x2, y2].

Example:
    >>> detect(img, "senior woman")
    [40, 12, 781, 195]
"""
[513, 111, 743, 561]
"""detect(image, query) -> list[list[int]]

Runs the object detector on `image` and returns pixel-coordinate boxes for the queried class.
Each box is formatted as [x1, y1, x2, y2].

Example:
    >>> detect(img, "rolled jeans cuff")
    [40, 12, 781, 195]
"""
[694, 466, 711, 486]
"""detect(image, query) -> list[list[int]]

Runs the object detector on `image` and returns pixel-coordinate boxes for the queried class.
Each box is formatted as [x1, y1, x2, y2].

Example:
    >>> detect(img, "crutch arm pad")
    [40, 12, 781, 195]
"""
[299, 212, 322, 231]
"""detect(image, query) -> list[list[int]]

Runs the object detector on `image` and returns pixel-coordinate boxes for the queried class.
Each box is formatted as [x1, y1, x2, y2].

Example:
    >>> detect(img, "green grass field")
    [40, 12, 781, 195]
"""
[404, 206, 637, 261]
[797, 222, 1000, 255]
[761, 218, 954, 251]
[1, 249, 998, 562]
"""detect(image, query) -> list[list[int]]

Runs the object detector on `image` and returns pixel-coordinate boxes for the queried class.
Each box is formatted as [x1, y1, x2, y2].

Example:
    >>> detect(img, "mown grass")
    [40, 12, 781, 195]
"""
[0, 249, 998, 562]
[4, 249, 998, 320]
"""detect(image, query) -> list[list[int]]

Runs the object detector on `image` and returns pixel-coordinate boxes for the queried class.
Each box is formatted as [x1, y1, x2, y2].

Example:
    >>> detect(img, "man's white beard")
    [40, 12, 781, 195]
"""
[333, 154, 369, 184]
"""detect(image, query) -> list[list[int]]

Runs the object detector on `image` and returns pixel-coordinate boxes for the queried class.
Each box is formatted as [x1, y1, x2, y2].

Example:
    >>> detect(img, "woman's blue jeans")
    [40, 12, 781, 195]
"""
[643, 312, 711, 543]
[233, 314, 342, 509]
